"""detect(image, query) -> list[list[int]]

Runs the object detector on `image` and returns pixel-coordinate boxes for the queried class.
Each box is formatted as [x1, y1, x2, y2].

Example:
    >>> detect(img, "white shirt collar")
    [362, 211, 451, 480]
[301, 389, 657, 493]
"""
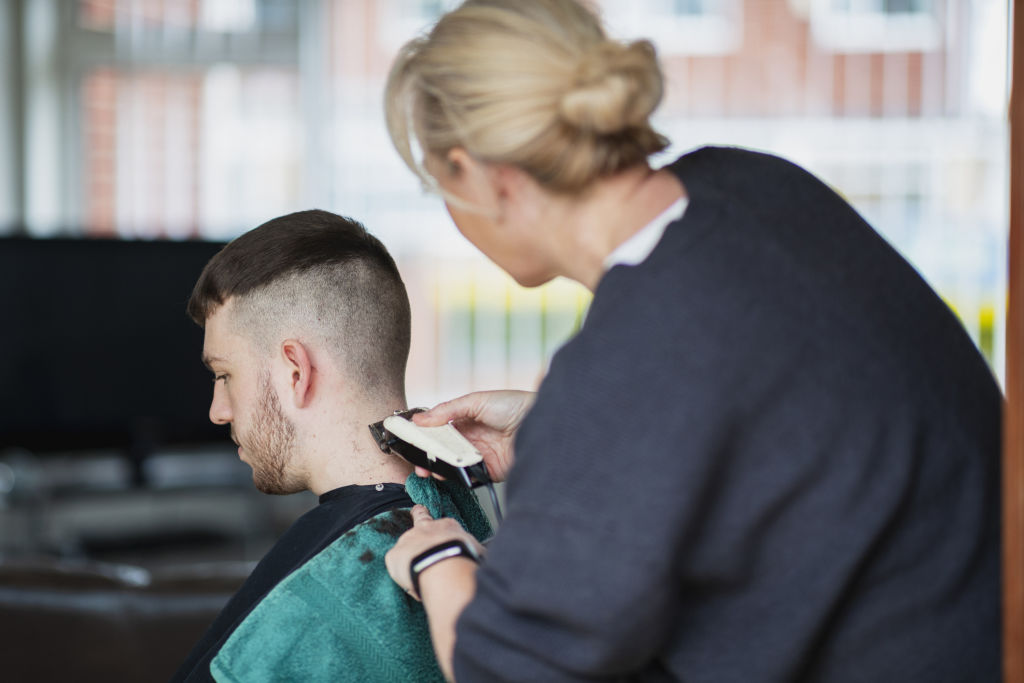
[602, 197, 687, 271]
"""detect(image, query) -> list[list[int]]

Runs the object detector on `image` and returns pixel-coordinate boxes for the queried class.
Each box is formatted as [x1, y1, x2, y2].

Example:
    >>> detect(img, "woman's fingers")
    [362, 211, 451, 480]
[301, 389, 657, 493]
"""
[413, 394, 485, 426]
[410, 504, 434, 523]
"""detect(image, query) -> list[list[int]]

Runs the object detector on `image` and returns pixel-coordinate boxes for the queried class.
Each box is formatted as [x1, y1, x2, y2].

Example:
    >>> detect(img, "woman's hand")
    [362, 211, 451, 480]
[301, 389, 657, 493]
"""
[413, 390, 535, 483]
[386, 505, 484, 682]
[385, 505, 484, 597]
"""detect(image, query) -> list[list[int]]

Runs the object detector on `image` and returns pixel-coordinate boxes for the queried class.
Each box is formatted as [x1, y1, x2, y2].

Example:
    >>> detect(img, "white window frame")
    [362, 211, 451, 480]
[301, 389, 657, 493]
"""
[809, 0, 942, 54]
[600, 0, 743, 56]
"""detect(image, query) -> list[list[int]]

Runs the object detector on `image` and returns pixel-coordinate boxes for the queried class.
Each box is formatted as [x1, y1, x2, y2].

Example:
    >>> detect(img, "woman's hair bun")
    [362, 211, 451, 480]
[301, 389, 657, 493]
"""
[559, 40, 663, 135]
[385, 0, 671, 195]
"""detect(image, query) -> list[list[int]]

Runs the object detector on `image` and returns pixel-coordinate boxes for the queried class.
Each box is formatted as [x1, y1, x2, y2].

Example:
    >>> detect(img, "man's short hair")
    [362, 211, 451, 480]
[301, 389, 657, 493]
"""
[187, 209, 411, 400]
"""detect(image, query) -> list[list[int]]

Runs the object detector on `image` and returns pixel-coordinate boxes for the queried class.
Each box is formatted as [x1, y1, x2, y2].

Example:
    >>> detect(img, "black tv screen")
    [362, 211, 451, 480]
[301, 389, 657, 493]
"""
[0, 237, 228, 455]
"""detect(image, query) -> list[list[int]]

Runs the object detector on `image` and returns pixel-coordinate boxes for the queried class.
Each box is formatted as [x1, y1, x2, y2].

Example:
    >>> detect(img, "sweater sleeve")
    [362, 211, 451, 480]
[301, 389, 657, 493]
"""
[452, 311, 752, 680]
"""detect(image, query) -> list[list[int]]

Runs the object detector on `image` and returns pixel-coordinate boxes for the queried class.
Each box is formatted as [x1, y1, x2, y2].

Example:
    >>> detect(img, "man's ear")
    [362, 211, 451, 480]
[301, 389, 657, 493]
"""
[280, 339, 315, 409]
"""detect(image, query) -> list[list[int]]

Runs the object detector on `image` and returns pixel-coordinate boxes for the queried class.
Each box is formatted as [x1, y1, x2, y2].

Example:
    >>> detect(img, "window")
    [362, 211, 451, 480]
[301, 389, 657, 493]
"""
[0, 0, 19, 231]
[6, 0, 1010, 390]
[375, 0, 460, 53]
[601, 0, 743, 56]
[810, 0, 943, 53]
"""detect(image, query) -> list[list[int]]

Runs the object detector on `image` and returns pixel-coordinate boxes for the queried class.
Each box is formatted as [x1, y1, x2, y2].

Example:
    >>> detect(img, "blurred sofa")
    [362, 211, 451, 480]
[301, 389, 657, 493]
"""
[0, 557, 249, 682]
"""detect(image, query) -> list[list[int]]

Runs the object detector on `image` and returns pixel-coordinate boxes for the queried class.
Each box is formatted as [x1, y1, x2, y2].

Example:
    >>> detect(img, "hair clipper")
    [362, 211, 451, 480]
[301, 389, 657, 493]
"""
[369, 408, 503, 523]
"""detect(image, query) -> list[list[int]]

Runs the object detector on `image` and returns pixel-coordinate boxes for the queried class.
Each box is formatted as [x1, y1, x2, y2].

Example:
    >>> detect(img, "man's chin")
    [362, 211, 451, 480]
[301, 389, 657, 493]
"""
[252, 471, 303, 496]
[253, 478, 287, 495]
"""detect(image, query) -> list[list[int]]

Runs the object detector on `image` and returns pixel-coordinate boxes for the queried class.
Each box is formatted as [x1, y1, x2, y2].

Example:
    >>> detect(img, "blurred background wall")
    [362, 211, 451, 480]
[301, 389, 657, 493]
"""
[1, 0, 1009, 389]
[0, 0, 1009, 582]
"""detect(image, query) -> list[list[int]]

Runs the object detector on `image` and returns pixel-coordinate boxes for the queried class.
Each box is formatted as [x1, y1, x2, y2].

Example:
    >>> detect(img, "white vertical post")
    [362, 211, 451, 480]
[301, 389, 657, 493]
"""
[23, 0, 67, 235]
[299, 0, 332, 209]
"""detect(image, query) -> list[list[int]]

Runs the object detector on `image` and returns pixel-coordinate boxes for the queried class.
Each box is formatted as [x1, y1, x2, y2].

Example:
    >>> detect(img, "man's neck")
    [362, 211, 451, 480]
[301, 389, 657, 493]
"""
[302, 397, 415, 496]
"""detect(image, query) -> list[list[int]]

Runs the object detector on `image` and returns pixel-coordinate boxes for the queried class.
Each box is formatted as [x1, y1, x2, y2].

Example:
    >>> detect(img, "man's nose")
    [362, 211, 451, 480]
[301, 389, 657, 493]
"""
[209, 382, 232, 425]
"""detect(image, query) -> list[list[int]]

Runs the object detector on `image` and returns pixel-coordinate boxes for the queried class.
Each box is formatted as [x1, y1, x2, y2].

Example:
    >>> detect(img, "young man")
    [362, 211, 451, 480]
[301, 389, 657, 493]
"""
[172, 210, 490, 682]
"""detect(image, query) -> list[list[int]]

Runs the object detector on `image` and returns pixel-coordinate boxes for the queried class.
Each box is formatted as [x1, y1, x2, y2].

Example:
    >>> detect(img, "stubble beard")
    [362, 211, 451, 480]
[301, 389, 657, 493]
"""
[243, 372, 302, 495]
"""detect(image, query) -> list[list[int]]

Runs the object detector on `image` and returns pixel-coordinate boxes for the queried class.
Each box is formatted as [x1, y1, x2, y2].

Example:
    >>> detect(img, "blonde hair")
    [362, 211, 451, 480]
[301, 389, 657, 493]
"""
[385, 0, 669, 196]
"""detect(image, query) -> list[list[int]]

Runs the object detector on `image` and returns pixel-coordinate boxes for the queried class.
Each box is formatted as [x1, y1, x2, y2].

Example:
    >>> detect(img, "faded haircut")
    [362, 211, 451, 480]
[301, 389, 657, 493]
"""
[187, 210, 411, 400]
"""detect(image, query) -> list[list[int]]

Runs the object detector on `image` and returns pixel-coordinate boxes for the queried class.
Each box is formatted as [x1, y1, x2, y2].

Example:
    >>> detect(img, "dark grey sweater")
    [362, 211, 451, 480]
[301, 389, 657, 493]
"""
[453, 147, 1001, 682]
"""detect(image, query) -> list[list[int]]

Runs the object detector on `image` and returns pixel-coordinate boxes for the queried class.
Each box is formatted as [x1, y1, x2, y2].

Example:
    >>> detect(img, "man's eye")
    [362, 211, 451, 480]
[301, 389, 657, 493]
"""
[213, 374, 228, 384]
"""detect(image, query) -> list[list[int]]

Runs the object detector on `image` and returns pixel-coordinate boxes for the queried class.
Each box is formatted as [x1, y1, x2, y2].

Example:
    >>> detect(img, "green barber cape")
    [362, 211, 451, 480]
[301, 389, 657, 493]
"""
[210, 475, 493, 682]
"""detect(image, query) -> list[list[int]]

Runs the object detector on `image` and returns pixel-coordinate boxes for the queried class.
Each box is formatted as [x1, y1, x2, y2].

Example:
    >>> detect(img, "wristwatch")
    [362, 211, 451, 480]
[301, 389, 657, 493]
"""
[409, 539, 481, 599]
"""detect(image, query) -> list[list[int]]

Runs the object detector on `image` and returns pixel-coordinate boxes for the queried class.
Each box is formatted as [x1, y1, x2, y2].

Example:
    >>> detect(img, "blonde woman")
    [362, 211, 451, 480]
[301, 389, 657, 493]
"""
[381, 1, 1001, 681]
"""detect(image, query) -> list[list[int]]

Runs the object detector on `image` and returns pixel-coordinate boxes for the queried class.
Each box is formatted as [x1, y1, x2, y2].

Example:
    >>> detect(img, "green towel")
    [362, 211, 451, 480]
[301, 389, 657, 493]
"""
[210, 475, 493, 683]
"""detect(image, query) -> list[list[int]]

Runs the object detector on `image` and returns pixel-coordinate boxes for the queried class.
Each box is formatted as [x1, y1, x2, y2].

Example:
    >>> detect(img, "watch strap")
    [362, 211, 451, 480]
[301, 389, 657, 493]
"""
[409, 539, 480, 600]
